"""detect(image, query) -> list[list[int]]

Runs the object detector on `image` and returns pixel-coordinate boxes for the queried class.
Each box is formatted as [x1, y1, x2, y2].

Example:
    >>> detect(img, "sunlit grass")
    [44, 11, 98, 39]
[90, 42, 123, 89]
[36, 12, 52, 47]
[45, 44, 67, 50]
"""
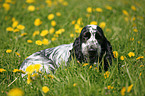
[0, 0, 145, 95]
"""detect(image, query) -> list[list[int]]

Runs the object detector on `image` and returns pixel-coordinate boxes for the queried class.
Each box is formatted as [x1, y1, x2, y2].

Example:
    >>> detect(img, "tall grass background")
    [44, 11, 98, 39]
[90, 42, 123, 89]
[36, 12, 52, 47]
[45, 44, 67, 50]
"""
[0, 0, 145, 95]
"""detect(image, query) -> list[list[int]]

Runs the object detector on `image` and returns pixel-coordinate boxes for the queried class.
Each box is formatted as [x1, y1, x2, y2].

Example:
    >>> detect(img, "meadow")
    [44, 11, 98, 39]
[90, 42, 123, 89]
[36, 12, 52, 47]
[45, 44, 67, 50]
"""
[0, 0, 145, 95]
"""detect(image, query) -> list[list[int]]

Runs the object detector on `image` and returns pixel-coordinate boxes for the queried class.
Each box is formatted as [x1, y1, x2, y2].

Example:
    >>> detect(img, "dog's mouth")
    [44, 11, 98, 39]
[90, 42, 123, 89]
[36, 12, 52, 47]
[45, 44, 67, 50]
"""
[88, 48, 97, 57]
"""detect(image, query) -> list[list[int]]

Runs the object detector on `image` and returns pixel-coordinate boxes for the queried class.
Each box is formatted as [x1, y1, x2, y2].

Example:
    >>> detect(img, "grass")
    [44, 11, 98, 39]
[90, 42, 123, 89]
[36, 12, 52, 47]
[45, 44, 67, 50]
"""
[0, 0, 145, 95]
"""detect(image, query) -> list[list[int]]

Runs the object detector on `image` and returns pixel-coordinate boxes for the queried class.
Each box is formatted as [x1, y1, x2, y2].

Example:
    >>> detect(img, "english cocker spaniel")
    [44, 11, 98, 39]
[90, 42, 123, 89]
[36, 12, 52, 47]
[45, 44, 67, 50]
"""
[20, 25, 114, 75]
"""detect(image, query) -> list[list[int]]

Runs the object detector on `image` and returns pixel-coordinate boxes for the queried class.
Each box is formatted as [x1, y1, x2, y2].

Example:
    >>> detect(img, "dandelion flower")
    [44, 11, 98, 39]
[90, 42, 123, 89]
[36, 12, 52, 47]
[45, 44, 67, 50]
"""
[83, 63, 89, 66]
[70, 34, 74, 37]
[42, 86, 49, 93]
[28, 5, 35, 11]
[42, 38, 50, 45]
[21, 33, 27, 36]
[0, 68, 6, 72]
[6, 49, 12, 53]
[17, 25, 25, 30]
[73, 83, 77, 87]
[35, 40, 42, 45]
[13, 29, 19, 33]
[25, 65, 35, 74]
[26, 0, 35, 3]
[128, 52, 135, 57]
[49, 27, 55, 34]
[34, 18, 42, 26]
[7, 88, 24, 96]
[122, 10, 129, 16]
[3, 3, 10, 11]
[105, 5, 112, 10]
[90, 21, 97, 25]
[96, 8, 103, 12]
[127, 84, 133, 92]
[104, 71, 110, 79]
[56, 12, 61, 16]
[120, 56, 125, 60]
[131, 5, 136, 11]
[51, 37, 56, 41]
[87, 7, 92, 13]
[121, 87, 126, 96]
[15, 52, 21, 57]
[113, 51, 118, 58]
[99, 22, 106, 29]
[33, 64, 42, 72]
[51, 20, 56, 26]
[33, 30, 39, 37]
[40, 30, 49, 37]
[71, 20, 76, 25]
[133, 28, 138, 32]
[12, 21, 19, 28]
[136, 56, 144, 60]
[48, 14, 54, 20]
[27, 40, 33, 43]
[6, 27, 14, 31]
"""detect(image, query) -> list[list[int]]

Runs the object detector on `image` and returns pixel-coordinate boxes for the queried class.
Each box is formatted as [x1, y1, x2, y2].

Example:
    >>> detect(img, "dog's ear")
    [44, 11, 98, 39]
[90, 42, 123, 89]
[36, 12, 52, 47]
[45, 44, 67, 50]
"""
[104, 40, 114, 71]
[70, 37, 84, 63]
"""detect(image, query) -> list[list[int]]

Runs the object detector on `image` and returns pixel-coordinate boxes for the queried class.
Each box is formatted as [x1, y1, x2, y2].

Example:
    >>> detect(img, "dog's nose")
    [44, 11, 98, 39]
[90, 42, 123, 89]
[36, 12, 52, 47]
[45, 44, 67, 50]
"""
[88, 48, 96, 52]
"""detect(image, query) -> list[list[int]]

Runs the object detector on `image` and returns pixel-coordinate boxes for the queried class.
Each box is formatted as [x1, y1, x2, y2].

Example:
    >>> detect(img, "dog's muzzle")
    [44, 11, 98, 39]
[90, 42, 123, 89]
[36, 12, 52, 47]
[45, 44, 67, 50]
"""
[88, 48, 97, 56]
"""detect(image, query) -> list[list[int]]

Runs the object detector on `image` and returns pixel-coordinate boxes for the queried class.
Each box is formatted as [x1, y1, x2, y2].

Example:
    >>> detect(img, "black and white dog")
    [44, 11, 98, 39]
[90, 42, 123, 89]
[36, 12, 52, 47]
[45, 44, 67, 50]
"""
[20, 25, 113, 75]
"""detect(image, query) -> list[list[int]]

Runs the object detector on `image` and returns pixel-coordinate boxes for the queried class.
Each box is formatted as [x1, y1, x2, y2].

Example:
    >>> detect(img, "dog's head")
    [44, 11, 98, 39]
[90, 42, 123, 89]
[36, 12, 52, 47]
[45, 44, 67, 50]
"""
[71, 25, 114, 70]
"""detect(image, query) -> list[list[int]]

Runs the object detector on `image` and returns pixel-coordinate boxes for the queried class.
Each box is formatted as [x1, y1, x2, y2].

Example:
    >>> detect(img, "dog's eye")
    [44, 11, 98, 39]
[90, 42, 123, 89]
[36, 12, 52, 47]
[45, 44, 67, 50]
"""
[83, 32, 91, 39]
[95, 33, 102, 40]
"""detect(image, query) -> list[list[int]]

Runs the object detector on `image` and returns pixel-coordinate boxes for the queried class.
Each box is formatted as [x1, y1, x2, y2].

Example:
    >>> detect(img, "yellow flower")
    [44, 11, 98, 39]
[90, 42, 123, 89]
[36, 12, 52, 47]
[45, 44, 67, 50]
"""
[104, 71, 110, 79]
[128, 52, 135, 57]
[70, 34, 74, 37]
[99, 22, 106, 29]
[25, 65, 35, 74]
[7, 88, 24, 96]
[107, 85, 111, 89]
[27, 40, 33, 43]
[83, 63, 89, 66]
[49, 27, 55, 34]
[71, 20, 76, 25]
[120, 56, 126, 60]
[42, 38, 50, 45]
[17, 25, 25, 30]
[3, 3, 10, 11]
[139, 73, 142, 76]
[35, 40, 43, 45]
[131, 5, 136, 11]
[121, 87, 126, 96]
[56, 12, 61, 16]
[96, 8, 103, 12]
[6, 27, 14, 31]
[113, 51, 118, 58]
[47, 74, 54, 79]
[26, 0, 35, 3]
[13, 69, 21, 72]
[12, 17, 16, 22]
[13, 29, 19, 33]
[34, 18, 42, 26]
[122, 10, 129, 16]
[133, 28, 138, 32]
[21, 33, 27, 36]
[33, 30, 39, 37]
[87, 7, 92, 13]
[28, 5, 35, 11]
[90, 21, 97, 25]
[15, 52, 20, 56]
[33, 64, 42, 72]
[89, 65, 92, 69]
[73, 83, 77, 87]
[130, 38, 134, 41]
[51, 20, 56, 26]
[51, 37, 56, 41]
[136, 56, 144, 60]
[12, 21, 19, 28]
[48, 14, 54, 20]
[42, 86, 49, 93]
[6, 49, 12, 53]
[127, 84, 133, 92]
[105, 5, 112, 10]
[5, 0, 12, 3]
[0, 68, 6, 72]
[77, 18, 82, 25]
[27, 74, 32, 84]
[62, 1, 68, 6]
[40, 30, 49, 37]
